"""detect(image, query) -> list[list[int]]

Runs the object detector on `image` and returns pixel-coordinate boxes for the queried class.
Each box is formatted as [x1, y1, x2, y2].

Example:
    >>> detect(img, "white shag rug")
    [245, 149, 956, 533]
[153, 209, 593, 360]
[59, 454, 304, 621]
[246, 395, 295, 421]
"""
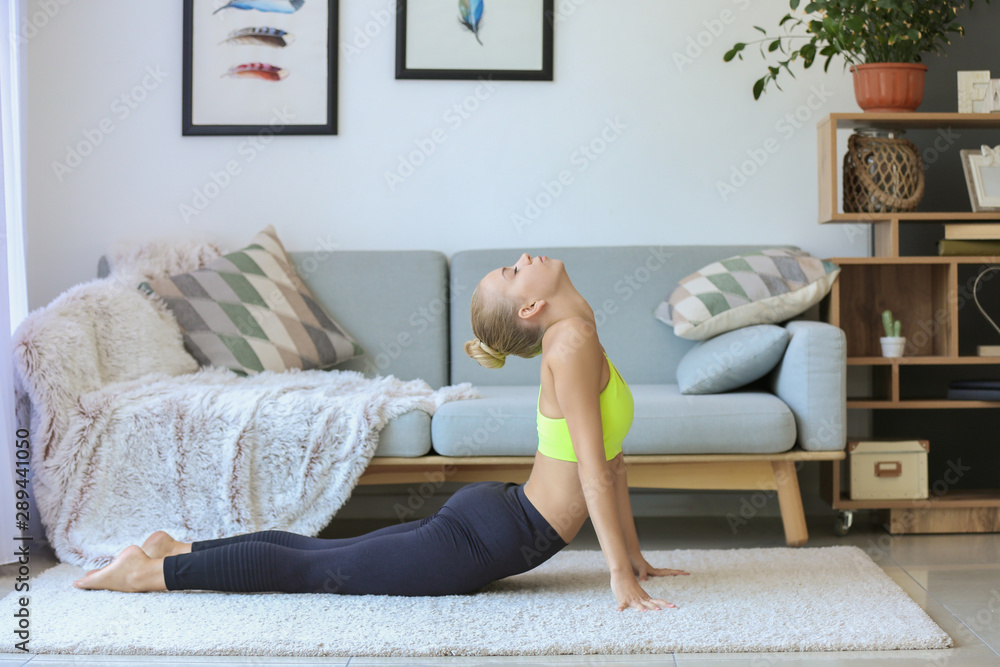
[0, 546, 950, 657]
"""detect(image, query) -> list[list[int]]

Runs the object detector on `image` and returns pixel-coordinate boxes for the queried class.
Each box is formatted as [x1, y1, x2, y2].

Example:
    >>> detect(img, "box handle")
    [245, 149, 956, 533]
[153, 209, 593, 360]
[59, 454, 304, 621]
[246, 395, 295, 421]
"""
[875, 461, 902, 478]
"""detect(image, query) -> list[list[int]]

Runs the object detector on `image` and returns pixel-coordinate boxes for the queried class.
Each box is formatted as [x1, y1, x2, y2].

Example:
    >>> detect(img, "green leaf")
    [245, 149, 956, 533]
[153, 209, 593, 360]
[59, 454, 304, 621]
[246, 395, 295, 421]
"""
[845, 16, 865, 31]
[723, 0, 990, 103]
[723, 42, 746, 62]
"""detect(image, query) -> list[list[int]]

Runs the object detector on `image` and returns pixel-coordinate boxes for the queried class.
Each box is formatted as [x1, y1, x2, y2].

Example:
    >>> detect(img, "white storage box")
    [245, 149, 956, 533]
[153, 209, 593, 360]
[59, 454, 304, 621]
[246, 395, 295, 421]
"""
[849, 440, 929, 500]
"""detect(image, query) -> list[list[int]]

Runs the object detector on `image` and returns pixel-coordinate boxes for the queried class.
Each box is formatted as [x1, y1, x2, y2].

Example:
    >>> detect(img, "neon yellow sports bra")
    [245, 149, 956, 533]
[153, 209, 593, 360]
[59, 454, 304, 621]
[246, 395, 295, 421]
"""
[536, 354, 634, 462]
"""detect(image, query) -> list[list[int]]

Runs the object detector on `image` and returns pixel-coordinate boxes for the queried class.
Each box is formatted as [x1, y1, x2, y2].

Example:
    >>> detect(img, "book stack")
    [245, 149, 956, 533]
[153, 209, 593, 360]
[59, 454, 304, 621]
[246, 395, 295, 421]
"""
[947, 379, 1000, 400]
[938, 224, 1000, 255]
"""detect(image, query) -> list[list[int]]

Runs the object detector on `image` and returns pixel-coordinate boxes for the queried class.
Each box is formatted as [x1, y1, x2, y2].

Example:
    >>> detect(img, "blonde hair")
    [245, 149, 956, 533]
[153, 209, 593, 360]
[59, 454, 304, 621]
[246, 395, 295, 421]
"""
[464, 284, 544, 369]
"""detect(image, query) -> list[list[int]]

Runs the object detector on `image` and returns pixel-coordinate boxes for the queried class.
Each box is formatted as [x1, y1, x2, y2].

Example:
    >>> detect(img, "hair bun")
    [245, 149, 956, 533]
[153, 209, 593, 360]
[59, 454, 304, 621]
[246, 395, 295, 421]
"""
[464, 338, 506, 369]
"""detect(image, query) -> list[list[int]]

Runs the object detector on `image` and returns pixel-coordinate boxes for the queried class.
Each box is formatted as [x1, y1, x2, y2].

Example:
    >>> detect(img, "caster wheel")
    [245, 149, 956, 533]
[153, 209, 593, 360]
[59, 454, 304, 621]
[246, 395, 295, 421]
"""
[834, 511, 854, 537]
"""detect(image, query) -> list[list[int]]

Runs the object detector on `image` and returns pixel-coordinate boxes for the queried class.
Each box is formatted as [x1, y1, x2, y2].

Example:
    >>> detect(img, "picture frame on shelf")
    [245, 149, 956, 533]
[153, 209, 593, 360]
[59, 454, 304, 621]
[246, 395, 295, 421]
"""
[395, 0, 554, 81]
[989, 80, 1000, 113]
[972, 265, 1000, 357]
[182, 0, 338, 136]
[957, 70, 991, 113]
[961, 145, 1000, 212]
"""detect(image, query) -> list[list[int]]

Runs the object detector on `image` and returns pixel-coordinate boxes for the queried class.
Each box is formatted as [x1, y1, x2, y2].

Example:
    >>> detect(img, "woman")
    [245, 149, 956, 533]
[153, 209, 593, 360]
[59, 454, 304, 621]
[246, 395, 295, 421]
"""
[74, 252, 688, 611]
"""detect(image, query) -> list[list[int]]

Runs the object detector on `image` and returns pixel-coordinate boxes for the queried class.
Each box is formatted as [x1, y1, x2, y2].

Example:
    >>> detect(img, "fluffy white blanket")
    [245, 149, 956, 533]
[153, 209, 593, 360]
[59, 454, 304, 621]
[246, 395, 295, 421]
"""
[13, 248, 477, 568]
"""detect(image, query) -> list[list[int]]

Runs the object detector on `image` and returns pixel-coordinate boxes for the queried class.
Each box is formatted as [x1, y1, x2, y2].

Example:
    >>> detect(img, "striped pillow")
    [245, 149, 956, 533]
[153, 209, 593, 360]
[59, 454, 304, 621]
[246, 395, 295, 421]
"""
[654, 248, 840, 341]
[140, 226, 362, 376]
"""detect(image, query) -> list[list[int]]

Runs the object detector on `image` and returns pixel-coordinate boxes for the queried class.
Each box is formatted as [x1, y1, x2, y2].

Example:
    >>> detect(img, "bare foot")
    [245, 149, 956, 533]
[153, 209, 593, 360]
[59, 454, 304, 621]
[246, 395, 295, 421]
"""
[73, 545, 164, 592]
[140, 530, 190, 558]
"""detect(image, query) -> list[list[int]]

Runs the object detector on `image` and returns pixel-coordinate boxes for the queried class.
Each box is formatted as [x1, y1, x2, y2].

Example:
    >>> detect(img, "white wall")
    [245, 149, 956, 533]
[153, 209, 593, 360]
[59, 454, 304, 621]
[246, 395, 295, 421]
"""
[24, 0, 867, 310]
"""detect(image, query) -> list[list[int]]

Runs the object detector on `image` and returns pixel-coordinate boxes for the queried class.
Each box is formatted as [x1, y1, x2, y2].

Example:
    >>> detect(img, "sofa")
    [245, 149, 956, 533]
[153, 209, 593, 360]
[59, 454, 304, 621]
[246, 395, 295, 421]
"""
[97, 243, 847, 547]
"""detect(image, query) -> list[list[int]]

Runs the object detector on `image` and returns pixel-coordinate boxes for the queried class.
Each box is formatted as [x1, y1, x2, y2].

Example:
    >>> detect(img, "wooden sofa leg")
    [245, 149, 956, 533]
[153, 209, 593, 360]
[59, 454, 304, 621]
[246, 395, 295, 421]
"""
[772, 460, 808, 547]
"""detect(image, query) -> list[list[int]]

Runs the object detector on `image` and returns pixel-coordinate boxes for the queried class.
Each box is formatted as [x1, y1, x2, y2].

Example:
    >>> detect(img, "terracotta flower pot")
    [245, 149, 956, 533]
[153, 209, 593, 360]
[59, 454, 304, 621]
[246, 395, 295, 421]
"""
[851, 63, 928, 112]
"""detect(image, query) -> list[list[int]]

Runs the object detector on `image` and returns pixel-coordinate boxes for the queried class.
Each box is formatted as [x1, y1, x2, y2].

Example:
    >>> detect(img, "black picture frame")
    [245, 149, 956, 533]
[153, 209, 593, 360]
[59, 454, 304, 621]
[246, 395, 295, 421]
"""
[183, 0, 338, 136]
[395, 0, 553, 81]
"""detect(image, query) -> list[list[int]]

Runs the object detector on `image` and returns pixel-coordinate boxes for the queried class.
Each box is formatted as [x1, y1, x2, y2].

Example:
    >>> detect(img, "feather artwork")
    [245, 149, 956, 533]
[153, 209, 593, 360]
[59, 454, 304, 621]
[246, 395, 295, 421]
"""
[458, 0, 484, 45]
[219, 27, 295, 48]
[212, 0, 304, 15]
[222, 62, 288, 81]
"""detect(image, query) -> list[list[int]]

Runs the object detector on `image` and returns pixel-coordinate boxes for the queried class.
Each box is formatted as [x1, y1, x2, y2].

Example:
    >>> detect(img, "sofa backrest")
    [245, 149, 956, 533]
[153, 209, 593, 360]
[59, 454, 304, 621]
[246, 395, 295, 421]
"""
[288, 250, 449, 388]
[449, 245, 801, 387]
[100, 250, 450, 389]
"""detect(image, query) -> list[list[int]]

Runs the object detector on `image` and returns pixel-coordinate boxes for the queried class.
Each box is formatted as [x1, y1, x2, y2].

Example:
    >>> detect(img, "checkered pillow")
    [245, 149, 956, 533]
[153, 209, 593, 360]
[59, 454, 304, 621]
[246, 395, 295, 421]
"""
[139, 226, 362, 376]
[654, 248, 840, 341]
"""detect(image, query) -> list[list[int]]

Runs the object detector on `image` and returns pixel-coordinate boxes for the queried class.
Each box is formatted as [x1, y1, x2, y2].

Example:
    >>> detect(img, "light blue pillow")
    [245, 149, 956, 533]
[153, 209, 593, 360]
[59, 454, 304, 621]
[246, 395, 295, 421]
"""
[676, 324, 791, 395]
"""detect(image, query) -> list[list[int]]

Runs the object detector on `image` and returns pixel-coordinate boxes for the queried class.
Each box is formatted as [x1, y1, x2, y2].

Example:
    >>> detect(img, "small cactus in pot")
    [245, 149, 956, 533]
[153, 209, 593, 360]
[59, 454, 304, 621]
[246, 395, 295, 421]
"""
[880, 309, 905, 357]
[882, 309, 901, 338]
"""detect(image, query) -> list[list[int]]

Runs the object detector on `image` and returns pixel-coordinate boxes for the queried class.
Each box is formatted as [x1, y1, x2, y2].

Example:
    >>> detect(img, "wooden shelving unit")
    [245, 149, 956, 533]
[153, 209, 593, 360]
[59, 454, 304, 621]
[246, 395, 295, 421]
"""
[820, 460, 1000, 534]
[815, 112, 1000, 534]
[817, 112, 1000, 226]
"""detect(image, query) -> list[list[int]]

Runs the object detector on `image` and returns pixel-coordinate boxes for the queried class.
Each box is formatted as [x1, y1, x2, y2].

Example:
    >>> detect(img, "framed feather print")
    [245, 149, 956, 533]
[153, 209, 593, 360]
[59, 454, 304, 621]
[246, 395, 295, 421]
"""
[183, 0, 338, 135]
[395, 0, 554, 81]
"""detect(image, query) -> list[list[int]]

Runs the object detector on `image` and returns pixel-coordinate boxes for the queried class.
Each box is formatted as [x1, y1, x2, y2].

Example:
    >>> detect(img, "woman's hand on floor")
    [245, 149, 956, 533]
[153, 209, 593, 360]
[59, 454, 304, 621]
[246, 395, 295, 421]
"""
[629, 552, 691, 581]
[610, 571, 675, 612]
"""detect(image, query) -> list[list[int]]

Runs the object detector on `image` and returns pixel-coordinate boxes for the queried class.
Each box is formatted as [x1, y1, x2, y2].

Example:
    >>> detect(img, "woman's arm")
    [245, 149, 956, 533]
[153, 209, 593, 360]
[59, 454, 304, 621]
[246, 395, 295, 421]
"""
[611, 453, 690, 581]
[609, 454, 641, 560]
[548, 319, 671, 611]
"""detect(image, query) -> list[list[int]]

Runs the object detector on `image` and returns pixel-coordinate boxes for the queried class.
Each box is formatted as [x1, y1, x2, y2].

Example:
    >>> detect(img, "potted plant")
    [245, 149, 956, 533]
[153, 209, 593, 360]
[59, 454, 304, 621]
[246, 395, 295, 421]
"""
[724, 0, 990, 111]
[880, 309, 905, 357]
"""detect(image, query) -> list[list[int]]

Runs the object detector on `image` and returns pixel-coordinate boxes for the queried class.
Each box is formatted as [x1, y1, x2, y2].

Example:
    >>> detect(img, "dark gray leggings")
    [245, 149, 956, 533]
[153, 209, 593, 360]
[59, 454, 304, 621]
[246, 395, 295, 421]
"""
[162, 481, 568, 595]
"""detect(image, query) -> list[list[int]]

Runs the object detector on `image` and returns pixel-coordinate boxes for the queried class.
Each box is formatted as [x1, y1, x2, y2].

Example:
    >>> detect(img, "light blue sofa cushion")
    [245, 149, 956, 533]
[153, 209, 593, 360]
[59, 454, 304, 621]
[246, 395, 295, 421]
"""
[766, 320, 846, 451]
[431, 387, 536, 456]
[676, 324, 790, 395]
[431, 385, 796, 456]
[377, 411, 432, 457]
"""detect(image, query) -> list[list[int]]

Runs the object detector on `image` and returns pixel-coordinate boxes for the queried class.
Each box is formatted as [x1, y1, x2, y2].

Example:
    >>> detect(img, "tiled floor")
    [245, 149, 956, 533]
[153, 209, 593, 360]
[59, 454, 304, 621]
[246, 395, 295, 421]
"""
[0, 513, 997, 666]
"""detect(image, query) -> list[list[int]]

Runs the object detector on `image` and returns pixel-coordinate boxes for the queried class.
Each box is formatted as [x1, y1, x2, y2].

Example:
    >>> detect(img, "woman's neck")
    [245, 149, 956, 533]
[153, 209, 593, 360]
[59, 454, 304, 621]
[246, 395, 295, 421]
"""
[537, 283, 595, 332]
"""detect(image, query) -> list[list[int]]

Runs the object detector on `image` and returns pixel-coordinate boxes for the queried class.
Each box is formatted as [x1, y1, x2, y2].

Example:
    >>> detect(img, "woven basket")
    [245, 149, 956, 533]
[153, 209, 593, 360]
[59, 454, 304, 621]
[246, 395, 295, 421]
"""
[843, 132, 925, 213]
